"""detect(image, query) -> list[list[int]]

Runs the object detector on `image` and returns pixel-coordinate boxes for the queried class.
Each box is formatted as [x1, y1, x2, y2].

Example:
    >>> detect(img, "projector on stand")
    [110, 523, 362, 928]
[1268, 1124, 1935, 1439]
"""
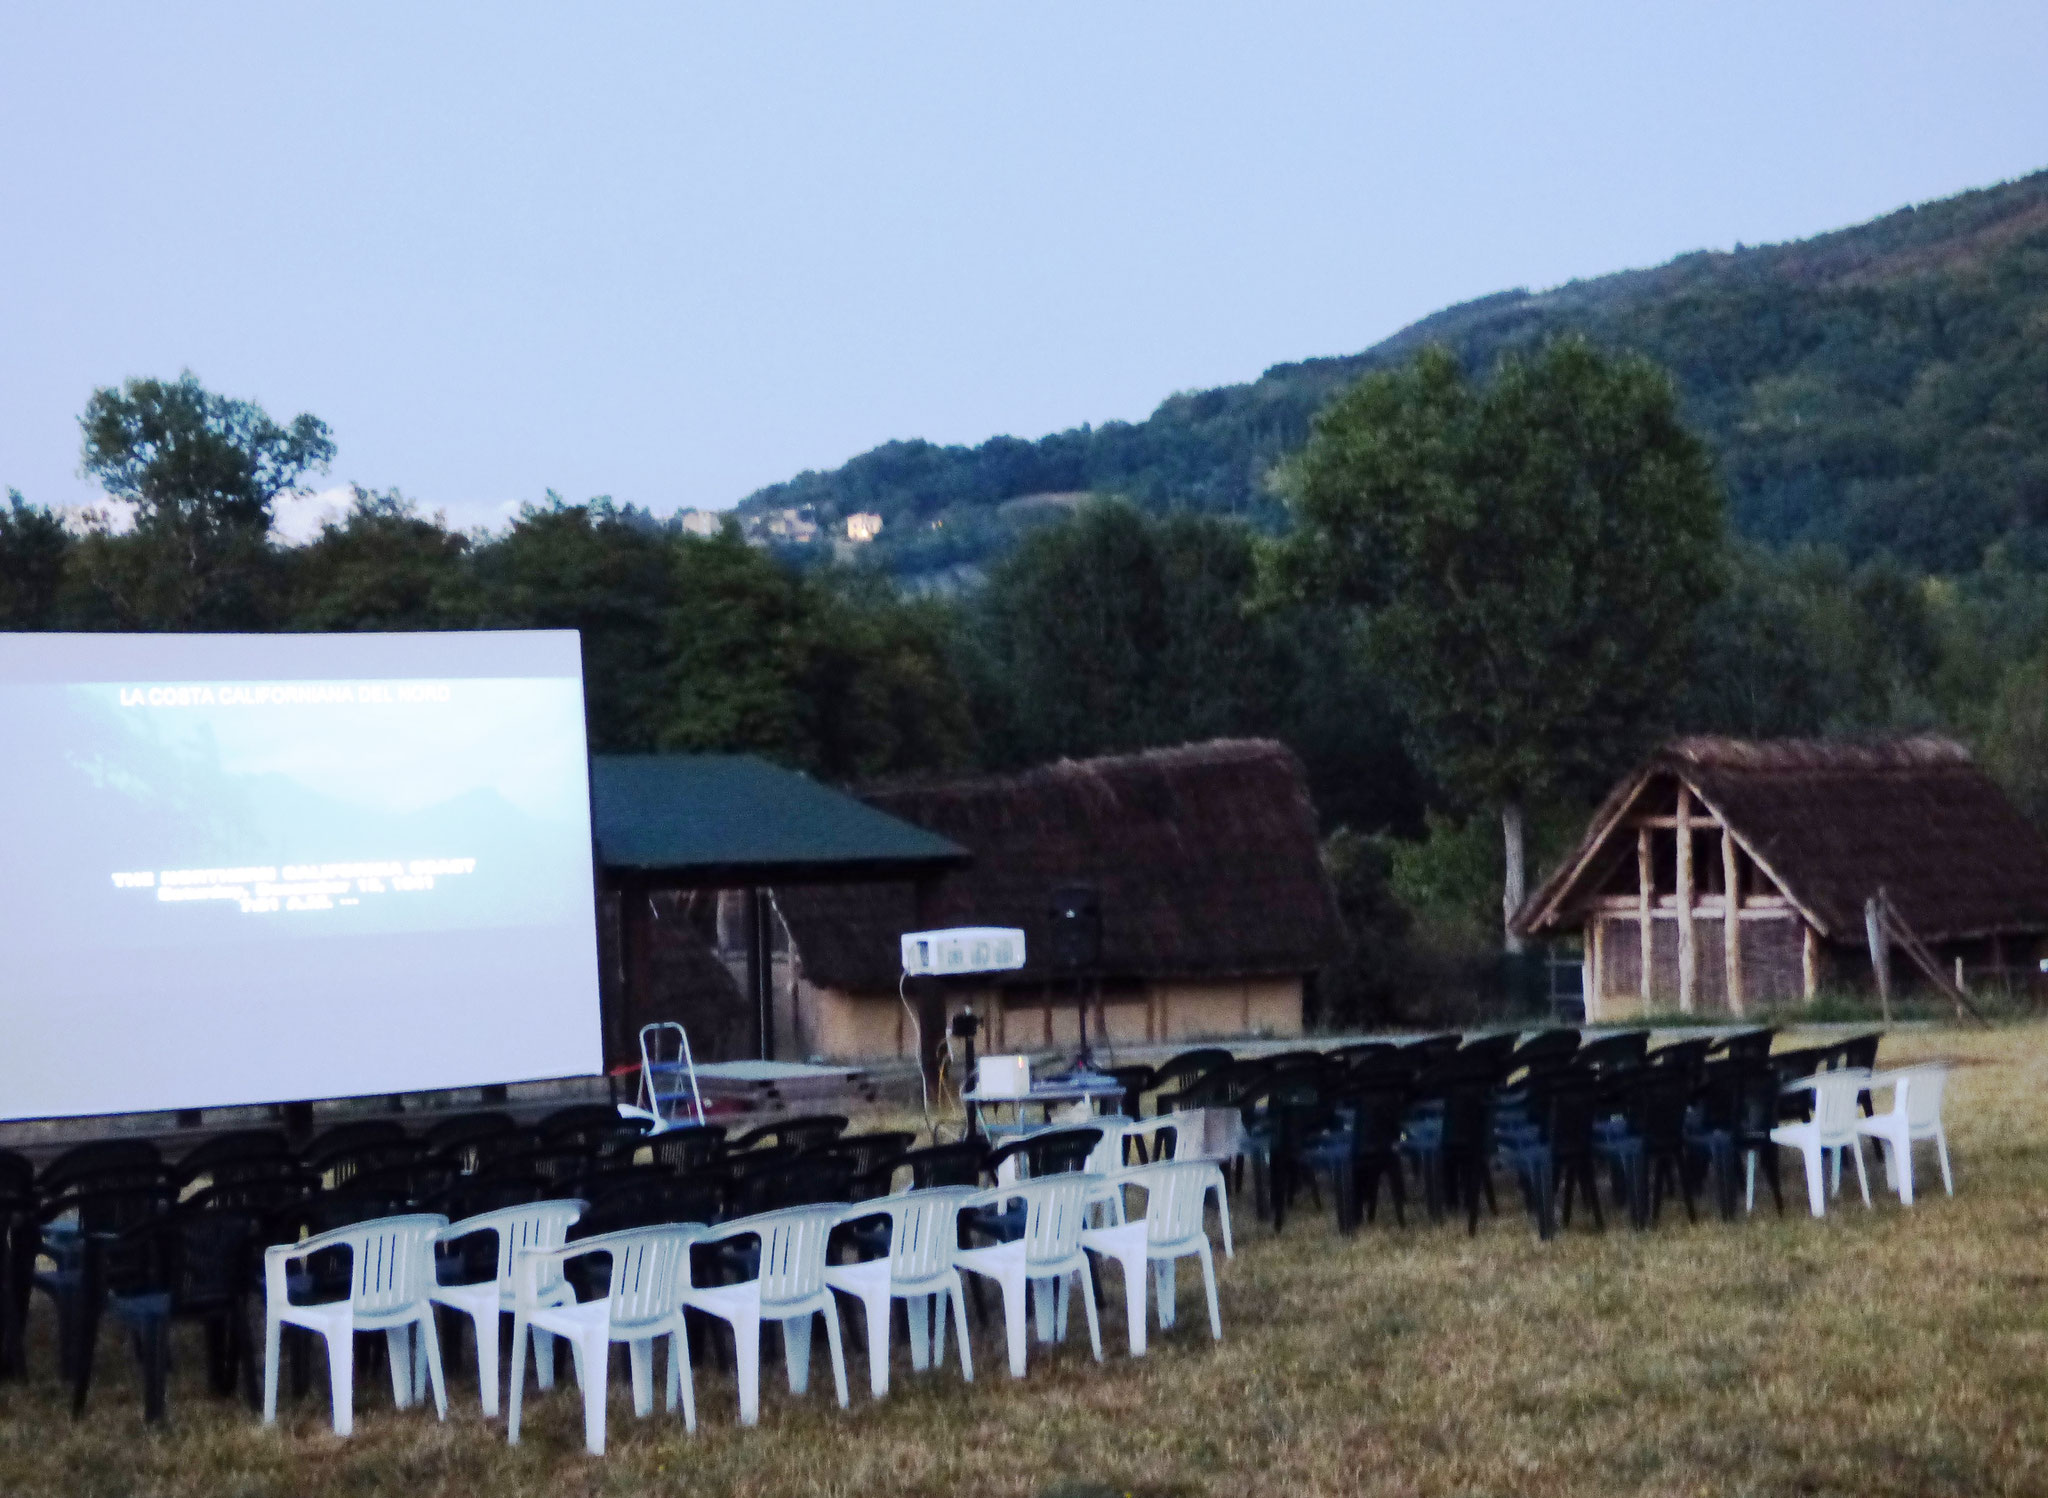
[899, 927, 1025, 976]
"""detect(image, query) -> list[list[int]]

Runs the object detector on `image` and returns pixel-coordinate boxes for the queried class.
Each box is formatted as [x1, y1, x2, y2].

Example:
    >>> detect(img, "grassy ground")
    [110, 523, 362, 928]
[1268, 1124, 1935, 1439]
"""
[3, 1023, 2045, 1498]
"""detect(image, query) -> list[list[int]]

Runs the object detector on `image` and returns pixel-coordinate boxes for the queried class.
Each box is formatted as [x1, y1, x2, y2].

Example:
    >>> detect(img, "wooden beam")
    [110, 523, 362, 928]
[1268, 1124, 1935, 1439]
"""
[1864, 895, 1892, 1021]
[1675, 785, 1696, 1013]
[1589, 916, 1605, 1022]
[1637, 826, 1653, 1005]
[1803, 924, 1820, 1000]
[1722, 830, 1744, 1017]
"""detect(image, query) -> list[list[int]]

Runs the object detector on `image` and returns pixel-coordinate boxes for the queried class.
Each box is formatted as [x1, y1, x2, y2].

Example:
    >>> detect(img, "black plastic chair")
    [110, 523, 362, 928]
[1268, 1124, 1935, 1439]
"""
[1503, 1075, 1604, 1239]
[1509, 1028, 1582, 1072]
[1146, 1048, 1233, 1111]
[1399, 1033, 1465, 1066]
[0, 1154, 35, 1378]
[40, 1140, 162, 1196]
[535, 1103, 626, 1142]
[75, 1203, 261, 1420]
[24, 1178, 175, 1386]
[423, 1112, 517, 1172]
[301, 1121, 410, 1187]
[1575, 1030, 1651, 1072]
[1687, 1060, 1784, 1219]
[173, 1130, 293, 1191]
[1103, 1065, 1156, 1126]
[426, 1172, 550, 1224]
[646, 1124, 729, 1175]
[728, 1114, 850, 1154]
[572, 1173, 722, 1239]
[1596, 1073, 1698, 1228]
[1705, 1027, 1776, 1062]
[727, 1154, 856, 1217]
[832, 1132, 916, 1188]
[886, 1140, 988, 1192]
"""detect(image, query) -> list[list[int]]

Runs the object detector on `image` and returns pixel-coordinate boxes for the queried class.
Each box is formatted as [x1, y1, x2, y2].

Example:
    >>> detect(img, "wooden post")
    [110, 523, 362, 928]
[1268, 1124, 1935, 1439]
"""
[1864, 895, 1892, 1022]
[1721, 829, 1744, 1016]
[1637, 826, 1653, 1005]
[1589, 917, 1606, 1022]
[1675, 786, 1696, 1013]
[1802, 925, 1820, 1001]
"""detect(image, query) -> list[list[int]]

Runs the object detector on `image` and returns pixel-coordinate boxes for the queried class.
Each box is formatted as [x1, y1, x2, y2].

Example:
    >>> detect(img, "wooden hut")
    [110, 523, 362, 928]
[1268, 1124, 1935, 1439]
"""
[772, 739, 1346, 1061]
[1515, 736, 2048, 1019]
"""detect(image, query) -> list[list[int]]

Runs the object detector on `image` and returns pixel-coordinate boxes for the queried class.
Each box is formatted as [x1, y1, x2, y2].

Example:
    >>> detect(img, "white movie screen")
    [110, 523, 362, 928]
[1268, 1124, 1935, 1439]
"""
[0, 631, 604, 1118]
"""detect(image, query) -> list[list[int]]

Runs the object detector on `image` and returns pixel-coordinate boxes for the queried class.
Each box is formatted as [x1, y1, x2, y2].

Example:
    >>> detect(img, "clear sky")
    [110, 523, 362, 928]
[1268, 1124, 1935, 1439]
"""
[4, 3, 2046, 535]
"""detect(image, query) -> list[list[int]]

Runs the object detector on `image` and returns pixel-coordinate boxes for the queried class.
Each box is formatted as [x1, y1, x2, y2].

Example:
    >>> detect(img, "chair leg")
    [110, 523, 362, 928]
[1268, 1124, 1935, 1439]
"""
[628, 1337, 656, 1418]
[907, 1293, 931, 1374]
[506, 1317, 529, 1445]
[861, 1290, 894, 1396]
[1195, 1243, 1221, 1340]
[783, 1315, 812, 1395]
[1796, 1143, 1827, 1218]
[386, 1326, 414, 1409]
[470, 1307, 501, 1417]
[321, 1326, 355, 1437]
[1108, 1249, 1147, 1356]
[821, 1300, 849, 1409]
[262, 1314, 282, 1425]
[664, 1328, 697, 1434]
[733, 1316, 763, 1426]
[1850, 1137, 1872, 1208]
[572, 1329, 608, 1456]
[946, 1280, 974, 1382]
[990, 1271, 1029, 1378]
[1936, 1130, 1954, 1195]
[1074, 1266, 1103, 1363]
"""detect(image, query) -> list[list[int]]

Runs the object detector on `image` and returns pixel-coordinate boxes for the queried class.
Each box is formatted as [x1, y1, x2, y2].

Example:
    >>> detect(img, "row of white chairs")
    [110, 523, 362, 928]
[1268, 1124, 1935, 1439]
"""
[262, 1155, 1229, 1453]
[1761, 1064, 1954, 1217]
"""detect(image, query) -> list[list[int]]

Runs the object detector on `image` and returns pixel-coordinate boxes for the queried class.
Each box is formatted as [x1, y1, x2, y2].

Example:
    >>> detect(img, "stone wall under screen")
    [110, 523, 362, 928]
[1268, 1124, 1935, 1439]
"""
[0, 630, 603, 1118]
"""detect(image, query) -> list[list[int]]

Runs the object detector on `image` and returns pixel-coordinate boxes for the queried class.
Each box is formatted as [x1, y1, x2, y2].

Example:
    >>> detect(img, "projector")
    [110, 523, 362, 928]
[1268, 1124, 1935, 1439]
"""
[900, 927, 1026, 976]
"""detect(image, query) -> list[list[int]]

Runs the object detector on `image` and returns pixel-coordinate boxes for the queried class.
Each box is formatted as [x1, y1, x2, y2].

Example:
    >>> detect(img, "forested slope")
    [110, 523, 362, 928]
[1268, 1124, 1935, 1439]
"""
[741, 168, 2048, 578]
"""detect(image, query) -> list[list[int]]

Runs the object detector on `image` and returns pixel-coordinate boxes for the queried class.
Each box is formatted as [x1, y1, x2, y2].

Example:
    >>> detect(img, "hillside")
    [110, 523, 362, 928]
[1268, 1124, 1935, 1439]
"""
[740, 168, 2048, 581]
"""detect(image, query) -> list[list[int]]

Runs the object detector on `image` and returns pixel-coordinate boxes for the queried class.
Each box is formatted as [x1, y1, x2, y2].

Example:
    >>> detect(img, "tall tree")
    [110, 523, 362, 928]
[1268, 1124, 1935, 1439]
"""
[1273, 339, 1726, 949]
[74, 371, 332, 627]
[287, 487, 472, 631]
[0, 490, 73, 628]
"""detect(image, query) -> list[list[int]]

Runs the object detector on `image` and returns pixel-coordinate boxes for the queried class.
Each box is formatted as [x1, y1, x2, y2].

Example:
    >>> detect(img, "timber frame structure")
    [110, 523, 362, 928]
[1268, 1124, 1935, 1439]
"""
[1515, 736, 2048, 1020]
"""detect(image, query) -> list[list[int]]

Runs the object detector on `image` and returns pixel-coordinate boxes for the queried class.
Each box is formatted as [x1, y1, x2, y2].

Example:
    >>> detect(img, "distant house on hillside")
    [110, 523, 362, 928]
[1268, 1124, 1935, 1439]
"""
[773, 740, 1346, 1061]
[1515, 736, 2048, 1019]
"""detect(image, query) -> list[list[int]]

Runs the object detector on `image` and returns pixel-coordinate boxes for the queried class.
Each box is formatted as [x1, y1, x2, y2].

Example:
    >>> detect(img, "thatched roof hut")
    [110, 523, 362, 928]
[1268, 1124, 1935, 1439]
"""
[1518, 735, 2048, 1017]
[774, 739, 1345, 1058]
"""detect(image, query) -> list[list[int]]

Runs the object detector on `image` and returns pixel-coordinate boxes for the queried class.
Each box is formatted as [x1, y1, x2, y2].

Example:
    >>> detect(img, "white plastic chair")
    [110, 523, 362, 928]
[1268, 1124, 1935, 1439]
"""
[262, 1212, 449, 1437]
[677, 1205, 849, 1426]
[1856, 1065, 1954, 1204]
[1080, 1161, 1223, 1356]
[824, 1188, 976, 1398]
[425, 1200, 583, 1416]
[1769, 1068, 1873, 1217]
[507, 1224, 698, 1456]
[1119, 1118, 1234, 1258]
[954, 1173, 1104, 1378]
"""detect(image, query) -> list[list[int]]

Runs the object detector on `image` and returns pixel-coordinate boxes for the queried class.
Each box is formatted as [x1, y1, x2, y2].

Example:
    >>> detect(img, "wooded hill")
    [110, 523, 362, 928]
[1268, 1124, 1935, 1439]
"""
[740, 168, 2048, 581]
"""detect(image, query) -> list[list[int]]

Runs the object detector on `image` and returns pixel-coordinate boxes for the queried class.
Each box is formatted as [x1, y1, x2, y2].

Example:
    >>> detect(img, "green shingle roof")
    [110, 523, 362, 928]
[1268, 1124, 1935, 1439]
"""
[590, 754, 968, 885]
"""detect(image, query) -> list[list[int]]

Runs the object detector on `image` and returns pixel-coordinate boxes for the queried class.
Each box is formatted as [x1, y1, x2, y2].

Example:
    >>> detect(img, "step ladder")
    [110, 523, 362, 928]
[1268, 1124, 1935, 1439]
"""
[635, 1022, 706, 1131]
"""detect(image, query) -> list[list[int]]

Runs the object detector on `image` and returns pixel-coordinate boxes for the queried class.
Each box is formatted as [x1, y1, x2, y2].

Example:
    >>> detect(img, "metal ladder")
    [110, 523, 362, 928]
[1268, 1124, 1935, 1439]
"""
[636, 1021, 706, 1130]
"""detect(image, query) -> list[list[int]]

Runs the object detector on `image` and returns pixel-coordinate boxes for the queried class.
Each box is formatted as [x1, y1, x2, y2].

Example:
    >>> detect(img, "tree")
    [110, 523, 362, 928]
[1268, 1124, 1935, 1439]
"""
[468, 495, 679, 750]
[1273, 339, 1726, 949]
[0, 490, 72, 628]
[74, 371, 333, 626]
[287, 487, 471, 631]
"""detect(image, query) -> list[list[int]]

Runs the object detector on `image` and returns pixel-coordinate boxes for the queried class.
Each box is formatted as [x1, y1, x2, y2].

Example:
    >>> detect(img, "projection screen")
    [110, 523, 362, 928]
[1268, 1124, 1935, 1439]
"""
[0, 630, 604, 1119]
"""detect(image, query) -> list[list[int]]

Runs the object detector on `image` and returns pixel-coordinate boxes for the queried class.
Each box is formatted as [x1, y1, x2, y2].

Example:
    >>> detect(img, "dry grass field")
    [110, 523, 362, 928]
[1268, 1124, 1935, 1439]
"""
[3, 1022, 2045, 1498]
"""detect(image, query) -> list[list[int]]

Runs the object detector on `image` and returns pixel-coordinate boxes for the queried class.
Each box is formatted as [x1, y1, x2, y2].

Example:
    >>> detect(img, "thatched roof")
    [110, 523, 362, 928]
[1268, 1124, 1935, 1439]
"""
[1518, 735, 2048, 943]
[774, 739, 1346, 991]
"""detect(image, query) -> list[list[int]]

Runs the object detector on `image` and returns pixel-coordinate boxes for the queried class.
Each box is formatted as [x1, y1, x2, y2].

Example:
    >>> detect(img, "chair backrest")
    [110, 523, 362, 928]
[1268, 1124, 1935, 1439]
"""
[736, 1205, 838, 1308]
[536, 1103, 625, 1142]
[1835, 1032, 1883, 1073]
[1133, 1161, 1212, 1248]
[1576, 1030, 1651, 1071]
[1150, 1048, 1232, 1091]
[41, 1138, 161, 1193]
[647, 1124, 728, 1174]
[1510, 1028, 1581, 1068]
[875, 1187, 975, 1282]
[1893, 1066, 1949, 1131]
[1120, 1116, 1189, 1161]
[0, 1149, 35, 1200]
[1808, 1069, 1870, 1144]
[174, 1129, 292, 1186]
[301, 1120, 408, 1172]
[730, 1154, 855, 1215]
[894, 1140, 989, 1191]
[833, 1130, 917, 1178]
[449, 1200, 584, 1289]
[987, 1127, 1102, 1183]
[548, 1225, 694, 1328]
[1083, 1118, 1136, 1174]
[1707, 1027, 1776, 1062]
[329, 1213, 446, 1315]
[729, 1114, 849, 1154]
[1016, 1173, 1097, 1270]
[573, 1173, 723, 1239]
